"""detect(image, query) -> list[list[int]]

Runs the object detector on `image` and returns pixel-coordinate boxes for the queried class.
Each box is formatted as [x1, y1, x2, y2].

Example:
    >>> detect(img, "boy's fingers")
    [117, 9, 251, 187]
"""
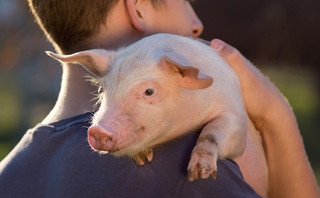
[209, 39, 255, 90]
[210, 39, 226, 54]
[210, 39, 248, 72]
[209, 38, 272, 128]
[210, 39, 268, 89]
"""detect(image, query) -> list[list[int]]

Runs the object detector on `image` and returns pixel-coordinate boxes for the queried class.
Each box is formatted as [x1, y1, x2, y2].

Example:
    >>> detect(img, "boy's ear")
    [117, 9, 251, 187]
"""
[125, 0, 146, 32]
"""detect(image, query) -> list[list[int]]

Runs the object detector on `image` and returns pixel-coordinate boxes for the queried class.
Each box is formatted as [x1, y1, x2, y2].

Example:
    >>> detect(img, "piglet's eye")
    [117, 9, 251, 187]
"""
[144, 88, 155, 96]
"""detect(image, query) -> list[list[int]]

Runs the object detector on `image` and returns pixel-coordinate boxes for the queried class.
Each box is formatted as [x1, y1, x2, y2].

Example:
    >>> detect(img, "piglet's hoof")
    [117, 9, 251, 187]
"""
[187, 137, 218, 182]
[211, 170, 217, 180]
[133, 149, 153, 165]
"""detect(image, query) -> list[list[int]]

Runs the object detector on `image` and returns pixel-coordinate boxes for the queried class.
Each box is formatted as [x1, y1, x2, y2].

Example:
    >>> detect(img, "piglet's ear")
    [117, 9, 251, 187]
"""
[46, 49, 115, 77]
[160, 52, 213, 90]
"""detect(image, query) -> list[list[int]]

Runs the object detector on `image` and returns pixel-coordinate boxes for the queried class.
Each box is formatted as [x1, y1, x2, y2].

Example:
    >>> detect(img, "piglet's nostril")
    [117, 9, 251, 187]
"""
[88, 125, 116, 151]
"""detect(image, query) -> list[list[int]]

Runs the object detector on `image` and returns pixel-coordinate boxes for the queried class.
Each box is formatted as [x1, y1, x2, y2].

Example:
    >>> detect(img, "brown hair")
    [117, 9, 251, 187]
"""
[28, 0, 165, 54]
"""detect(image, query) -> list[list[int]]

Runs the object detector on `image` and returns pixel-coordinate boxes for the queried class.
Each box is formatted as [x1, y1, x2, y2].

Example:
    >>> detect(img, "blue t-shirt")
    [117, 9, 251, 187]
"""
[0, 112, 261, 198]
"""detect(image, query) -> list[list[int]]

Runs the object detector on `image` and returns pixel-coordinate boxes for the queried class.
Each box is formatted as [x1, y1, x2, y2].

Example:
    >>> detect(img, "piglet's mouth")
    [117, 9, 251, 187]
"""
[95, 146, 121, 156]
[90, 125, 147, 156]
[107, 147, 121, 153]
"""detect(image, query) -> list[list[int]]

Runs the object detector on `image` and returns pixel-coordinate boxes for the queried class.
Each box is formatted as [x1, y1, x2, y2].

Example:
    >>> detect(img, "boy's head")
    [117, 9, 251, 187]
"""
[28, 0, 202, 54]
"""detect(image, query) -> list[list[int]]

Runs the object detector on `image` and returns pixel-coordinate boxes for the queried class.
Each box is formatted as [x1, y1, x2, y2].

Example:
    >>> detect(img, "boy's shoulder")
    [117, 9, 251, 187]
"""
[0, 112, 260, 198]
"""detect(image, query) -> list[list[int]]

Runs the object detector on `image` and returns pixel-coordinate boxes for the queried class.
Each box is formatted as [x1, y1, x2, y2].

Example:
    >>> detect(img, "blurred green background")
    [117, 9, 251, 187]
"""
[0, 0, 319, 185]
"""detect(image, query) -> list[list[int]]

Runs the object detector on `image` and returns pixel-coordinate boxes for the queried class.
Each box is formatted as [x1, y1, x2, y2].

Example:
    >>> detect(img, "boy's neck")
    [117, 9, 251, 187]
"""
[41, 17, 144, 124]
[41, 63, 98, 124]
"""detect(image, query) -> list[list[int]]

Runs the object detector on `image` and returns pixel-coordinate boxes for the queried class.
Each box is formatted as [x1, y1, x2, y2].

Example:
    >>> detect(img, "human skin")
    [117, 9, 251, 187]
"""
[210, 39, 320, 198]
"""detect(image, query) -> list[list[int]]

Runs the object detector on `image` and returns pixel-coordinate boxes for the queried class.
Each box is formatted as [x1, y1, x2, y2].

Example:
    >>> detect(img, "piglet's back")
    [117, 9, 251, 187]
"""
[139, 34, 243, 111]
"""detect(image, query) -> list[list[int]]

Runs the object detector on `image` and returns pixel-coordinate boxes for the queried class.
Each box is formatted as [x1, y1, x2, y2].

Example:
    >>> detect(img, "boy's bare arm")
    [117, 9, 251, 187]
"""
[210, 39, 320, 198]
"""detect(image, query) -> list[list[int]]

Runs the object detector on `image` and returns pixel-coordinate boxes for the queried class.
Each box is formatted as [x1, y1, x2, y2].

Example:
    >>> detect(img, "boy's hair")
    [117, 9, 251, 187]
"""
[28, 0, 165, 54]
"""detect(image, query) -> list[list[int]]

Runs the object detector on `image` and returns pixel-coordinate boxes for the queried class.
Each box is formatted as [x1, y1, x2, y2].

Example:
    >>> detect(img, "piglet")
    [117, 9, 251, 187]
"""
[47, 33, 247, 181]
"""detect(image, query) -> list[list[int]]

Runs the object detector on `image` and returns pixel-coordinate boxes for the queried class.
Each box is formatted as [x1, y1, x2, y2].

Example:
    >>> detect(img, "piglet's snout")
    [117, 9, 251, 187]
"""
[88, 125, 116, 151]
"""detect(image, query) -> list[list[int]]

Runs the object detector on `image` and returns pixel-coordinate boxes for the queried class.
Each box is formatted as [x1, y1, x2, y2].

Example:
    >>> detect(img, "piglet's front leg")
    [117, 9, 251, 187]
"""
[187, 112, 247, 181]
[187, 132, 218, 181]
[132, 149, 154, 165]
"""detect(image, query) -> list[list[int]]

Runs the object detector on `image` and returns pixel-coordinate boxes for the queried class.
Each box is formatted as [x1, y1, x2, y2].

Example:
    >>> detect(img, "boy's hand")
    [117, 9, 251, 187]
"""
[209, 39, 291, 133]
